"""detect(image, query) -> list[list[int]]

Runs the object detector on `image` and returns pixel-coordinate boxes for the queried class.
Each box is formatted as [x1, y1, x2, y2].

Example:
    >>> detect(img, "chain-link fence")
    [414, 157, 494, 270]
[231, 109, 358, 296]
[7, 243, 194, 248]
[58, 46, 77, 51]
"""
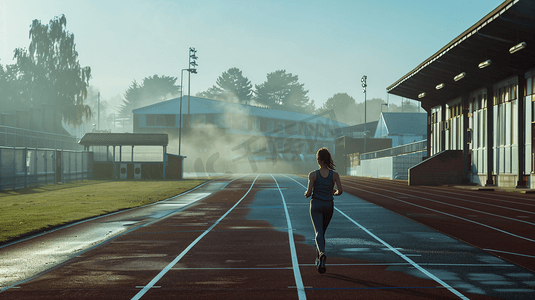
[0, 147, 93, 190]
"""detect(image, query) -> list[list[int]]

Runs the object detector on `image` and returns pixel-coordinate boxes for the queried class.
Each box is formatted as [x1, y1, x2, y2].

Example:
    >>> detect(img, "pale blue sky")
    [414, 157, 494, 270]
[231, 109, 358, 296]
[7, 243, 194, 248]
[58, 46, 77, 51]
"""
[1, 0, 504, 111]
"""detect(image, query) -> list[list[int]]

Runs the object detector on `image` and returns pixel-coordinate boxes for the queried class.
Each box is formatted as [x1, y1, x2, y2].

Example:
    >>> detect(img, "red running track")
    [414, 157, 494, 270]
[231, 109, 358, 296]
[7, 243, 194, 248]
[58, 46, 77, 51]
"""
[0, 175, 502, 300]
[340, 176, 535, 272]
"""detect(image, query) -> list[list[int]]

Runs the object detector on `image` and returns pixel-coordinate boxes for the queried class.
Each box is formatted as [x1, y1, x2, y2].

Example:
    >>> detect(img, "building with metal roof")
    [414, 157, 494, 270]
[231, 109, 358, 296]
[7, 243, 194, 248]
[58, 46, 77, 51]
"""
[387, 0, 535, 187]
[78, 132, 178, 180]
[374, 112, 427, 147]
[79, 133, 168, 147]
[132, 96, 348, 174]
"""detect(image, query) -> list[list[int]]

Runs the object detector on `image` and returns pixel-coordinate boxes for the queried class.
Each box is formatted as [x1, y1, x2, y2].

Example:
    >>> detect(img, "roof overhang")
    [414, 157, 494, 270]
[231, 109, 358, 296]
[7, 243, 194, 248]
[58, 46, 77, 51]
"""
[79, 133, 169, 146]
[387, 0, 535, 109]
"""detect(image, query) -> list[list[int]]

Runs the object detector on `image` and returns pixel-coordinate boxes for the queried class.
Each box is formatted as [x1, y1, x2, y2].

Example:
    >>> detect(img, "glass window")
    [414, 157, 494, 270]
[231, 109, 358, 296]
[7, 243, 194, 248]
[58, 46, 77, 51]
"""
[165, 115, 175, 127]
[146, 114, 156, 126]
[277, 122, 284, 133]
[253, 118, 260, 131]
[156, 115, 166, 126]
[267, 120, 274, 132]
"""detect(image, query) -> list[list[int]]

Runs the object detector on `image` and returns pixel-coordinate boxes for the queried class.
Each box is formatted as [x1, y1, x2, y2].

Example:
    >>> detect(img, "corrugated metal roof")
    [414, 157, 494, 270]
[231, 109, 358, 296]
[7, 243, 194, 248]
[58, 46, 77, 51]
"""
[79, 133, 168, 146]
[380, 112, 427, 136]
[387, 0, 535, 108]
[132, 96, 349, 127]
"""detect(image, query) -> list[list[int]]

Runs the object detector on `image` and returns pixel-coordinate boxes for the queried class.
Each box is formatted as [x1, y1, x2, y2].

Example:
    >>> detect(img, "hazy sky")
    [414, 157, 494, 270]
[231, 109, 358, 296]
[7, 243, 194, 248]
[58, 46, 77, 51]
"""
[1, 0, 504, 112]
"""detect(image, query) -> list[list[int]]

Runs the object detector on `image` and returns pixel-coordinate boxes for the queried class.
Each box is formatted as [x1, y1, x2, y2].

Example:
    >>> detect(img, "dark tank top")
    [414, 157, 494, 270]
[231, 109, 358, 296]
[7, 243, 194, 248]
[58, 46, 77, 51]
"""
[312, 169, 334, 201]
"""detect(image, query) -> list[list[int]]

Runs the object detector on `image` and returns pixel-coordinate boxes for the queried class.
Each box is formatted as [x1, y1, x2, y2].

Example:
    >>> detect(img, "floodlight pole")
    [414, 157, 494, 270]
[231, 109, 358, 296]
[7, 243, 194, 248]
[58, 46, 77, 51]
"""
[97, 92, 100, 131]
[361, 75, 367, 153]
[178, 47, 198, 156]
[179, 68, 189, 156]
[188, 47, 198, 115]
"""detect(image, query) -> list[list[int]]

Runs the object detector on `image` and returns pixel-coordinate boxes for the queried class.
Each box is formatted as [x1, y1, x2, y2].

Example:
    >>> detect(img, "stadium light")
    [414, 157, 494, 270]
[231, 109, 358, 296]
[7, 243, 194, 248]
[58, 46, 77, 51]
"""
[454, 72, 466, 81]
[478, 60, 491, 69]
[361, 75, 367, 153]
[187, 47, 198, 115]
[509, 42, 526, 54]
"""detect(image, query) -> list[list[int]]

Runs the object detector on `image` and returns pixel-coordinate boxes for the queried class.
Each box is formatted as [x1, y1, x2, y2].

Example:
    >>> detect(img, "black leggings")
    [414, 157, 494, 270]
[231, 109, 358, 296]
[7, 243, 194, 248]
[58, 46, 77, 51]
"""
[309, 198, 334, 256]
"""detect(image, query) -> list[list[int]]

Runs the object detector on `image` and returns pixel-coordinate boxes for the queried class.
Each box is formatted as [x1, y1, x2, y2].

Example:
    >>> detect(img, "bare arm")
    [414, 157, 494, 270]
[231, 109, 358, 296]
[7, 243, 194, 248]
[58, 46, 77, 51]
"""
[304, 171, 315, 198]
[333, 171, 343, 196]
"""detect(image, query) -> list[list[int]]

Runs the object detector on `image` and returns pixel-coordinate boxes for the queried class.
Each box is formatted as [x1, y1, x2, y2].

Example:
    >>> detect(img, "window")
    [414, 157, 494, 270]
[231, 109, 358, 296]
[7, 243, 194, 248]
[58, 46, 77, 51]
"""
[290, 123, 298, 135]
[146, 114, 175, 127]
[230, 115, 247, 130]
[252, 118, 260, 131]
[193, 114, 205, 127]
[267, 120, 274, 132]
[277, 122, 285, 134]
[146, 114, 156, 126]
[214, 114, 227, 128]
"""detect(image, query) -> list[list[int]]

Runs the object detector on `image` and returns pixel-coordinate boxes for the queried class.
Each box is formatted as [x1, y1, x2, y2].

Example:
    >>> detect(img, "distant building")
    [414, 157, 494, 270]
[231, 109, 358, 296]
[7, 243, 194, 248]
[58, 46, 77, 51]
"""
[339, 121, 378, 139]
[132, 96, 348, 174]
[374, 112, 427, 147]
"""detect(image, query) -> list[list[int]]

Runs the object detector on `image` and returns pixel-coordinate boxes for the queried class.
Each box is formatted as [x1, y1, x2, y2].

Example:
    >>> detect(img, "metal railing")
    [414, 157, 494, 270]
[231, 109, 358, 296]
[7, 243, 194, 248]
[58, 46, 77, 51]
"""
[0, 147, 93, 190]
[360, 140, 427, 160]
[0, 125, 80, 150]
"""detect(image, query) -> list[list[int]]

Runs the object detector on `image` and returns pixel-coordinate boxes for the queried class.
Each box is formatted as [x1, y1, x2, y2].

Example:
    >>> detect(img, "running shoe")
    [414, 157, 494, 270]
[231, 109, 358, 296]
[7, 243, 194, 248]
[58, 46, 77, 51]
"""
[318, 253, 326, 274]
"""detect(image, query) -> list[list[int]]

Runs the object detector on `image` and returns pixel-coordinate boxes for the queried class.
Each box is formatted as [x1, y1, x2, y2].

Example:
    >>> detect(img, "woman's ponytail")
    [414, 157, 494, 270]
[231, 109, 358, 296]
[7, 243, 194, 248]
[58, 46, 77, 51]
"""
[316, 147, 335, 170]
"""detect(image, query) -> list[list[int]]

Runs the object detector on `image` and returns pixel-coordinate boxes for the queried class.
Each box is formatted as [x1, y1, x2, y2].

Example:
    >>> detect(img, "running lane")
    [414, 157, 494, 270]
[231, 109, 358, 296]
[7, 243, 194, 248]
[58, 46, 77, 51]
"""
[276, 174, 534, 300]
[340, 176, 535, 272]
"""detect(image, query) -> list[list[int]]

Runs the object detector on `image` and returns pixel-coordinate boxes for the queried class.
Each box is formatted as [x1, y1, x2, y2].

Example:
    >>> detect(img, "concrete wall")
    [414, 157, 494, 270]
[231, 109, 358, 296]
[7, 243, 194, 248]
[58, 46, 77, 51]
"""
[348, 151, 426, 180]
[409, 150, 463, 186]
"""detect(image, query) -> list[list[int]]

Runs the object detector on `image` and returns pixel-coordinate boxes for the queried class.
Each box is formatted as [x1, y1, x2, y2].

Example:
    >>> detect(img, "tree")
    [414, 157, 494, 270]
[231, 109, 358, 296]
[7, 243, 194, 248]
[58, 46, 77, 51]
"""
[388, 98, 420, 113]
[254, 70, 310, 111]
[319, 93, 358, 125]
[197, 68, 252, 103]
[0, 63, 13, 110]
[13, 15, 92, 126]
[140, 75, 180, 105]
[118, 75, 180, 128]
[354, 98, 388, 124]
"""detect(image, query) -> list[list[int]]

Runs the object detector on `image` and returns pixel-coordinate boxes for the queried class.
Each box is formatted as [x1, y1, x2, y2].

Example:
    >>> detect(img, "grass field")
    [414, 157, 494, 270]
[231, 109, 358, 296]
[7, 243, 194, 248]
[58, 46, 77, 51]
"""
[0, 179, 209, 244]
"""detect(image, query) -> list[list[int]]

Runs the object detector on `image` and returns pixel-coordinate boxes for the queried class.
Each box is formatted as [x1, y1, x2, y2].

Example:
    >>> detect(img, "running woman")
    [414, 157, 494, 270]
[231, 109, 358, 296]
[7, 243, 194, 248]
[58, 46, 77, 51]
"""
[304, 147, 343, 274]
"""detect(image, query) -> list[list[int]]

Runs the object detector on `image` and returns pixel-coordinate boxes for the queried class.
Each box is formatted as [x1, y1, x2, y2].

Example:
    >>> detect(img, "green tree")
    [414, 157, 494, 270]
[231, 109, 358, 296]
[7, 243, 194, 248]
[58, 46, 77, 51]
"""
[140, 75, 180, 105]
[13, 15, 92, 126]
[197, 68, 252, 103]
[388, 98, 420, 113]
[0, 63, 11, 109]
[319, 93, 358, 125]
[254, 70, 310, 111]
[118, 75, 180, 128]
[354, 98, 388, 124]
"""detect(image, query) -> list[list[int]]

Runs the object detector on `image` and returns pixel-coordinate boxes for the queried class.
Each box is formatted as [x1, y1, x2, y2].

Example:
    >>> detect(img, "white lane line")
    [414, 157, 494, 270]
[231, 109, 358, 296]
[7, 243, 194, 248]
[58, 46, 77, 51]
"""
[300, 263, 514, 267]
[483, 248, 535, 259]
[283, 174, 469, 300]
[271, 174, 306, 300]
[335, 208, 469, 300]
[343, 182, 535, 224]
[172, 267, 293, 270]
[343, 182, 535, 243]
[131, 174, 259, 300]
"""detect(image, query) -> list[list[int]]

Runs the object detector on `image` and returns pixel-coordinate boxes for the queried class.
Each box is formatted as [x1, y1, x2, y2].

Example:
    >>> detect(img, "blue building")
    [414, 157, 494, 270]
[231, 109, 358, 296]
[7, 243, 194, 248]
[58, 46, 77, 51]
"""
[132, 96, 348, 174]
[374, 112, 427, 147]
